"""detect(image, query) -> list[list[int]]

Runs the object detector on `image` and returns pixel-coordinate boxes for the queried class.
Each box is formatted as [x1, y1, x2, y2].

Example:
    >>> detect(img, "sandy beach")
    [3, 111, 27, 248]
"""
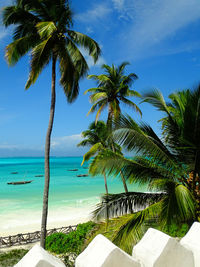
[0, 205, 92, 237]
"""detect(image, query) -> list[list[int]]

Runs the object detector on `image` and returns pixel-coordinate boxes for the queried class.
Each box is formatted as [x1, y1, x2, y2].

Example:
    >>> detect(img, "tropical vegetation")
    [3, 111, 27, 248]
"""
[3, 0, 100, 248]
[2, 0, 200, 261]
[88, 86, 200, 251]
[85, 62, 142, 194]
[45, 221, 96, 254]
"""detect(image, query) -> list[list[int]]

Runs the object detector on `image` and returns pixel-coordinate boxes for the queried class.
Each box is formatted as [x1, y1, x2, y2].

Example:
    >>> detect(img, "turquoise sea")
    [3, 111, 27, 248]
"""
[0, 157, 145, 235]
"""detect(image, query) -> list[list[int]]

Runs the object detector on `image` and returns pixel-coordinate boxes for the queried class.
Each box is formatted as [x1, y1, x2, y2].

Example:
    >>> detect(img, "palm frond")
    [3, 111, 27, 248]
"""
[141, 89, 171, 114]
[95, 104, 107, 123]
[58, 37, 88, 102]
[120, 97, 142, 116]
[90, 92, 107, 103]
[159, 183, 196, 225]
[67, 30, 101, 63]
[2, 5, 40, 27]
[25, 36, 52, 89]
[36, 21, 57, 39]
[113, 201, 162, 250]
[84, 87, 104, 95]
[87, 99, 107, 115]
[89, 150, 179, 187]
[77, 139, 91, 147]
[81, 142, 103, 165]
[66, 38, 89, 78]
[113, 114, 178, 169]
[93, 192, 165, 220]
[6, 35, 36, 65]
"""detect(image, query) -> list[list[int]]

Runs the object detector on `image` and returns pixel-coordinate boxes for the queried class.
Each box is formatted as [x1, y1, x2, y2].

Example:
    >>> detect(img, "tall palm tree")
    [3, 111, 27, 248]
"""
[3, 0, 100, 248]
[85, 62, 141, 193]
[89, 86, 200, 251]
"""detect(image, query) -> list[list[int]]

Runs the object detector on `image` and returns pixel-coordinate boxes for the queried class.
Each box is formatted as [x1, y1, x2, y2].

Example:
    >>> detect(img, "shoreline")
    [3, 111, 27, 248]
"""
[0, 204, 94, 237]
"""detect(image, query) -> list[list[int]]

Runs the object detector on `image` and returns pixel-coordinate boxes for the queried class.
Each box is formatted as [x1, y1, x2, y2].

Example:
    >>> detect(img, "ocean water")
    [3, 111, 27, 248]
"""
[0, 157, 145, 235]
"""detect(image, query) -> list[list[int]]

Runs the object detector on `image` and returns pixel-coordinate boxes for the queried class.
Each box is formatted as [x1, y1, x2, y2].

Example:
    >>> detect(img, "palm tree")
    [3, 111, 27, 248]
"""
[85, 62, 141, 124]
[3, 0, 100, 248]
[89, 86, 200, 251]
[77, 120, 122, 194]
[78, 120, 123, 223]
[78, 121, 109, 194]
[85, 62, 141, 193]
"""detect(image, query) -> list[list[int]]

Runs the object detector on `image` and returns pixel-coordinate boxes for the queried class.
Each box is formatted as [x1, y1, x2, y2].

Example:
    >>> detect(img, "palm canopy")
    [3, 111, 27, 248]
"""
[89, 86, 200, 250]
[142, 87, 200, 180]
[85, 62, 141, 123]
[3, 0, 101, 102]
[77, 121, 121, 165]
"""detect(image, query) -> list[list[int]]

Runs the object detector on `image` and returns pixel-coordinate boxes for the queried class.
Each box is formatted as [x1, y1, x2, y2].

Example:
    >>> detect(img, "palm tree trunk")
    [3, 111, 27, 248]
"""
[103, 170, 109, 194]
[103, 170, 109, 228]
[107, 108, 129, 193]
[107, 108, 132, 212]
[40, 55, 56, 248]
[120, 170, 128, 193]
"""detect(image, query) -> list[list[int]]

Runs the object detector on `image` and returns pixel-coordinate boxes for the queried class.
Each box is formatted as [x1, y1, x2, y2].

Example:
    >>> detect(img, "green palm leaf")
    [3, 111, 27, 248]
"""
[67, 30, 101, 63]
[6, 35, 36, 65]
[93, 192, 165, 220]
[25, 36, 53, 89]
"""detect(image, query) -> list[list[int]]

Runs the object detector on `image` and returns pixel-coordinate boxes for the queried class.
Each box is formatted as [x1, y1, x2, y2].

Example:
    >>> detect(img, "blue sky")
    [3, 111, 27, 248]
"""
[0, 0, 200, 157]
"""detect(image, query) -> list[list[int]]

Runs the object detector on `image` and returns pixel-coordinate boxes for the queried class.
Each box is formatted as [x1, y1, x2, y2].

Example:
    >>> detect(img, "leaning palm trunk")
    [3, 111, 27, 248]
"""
[108, 110, 134, 213]
[103, 170, 109, 224]
[103, 170, 109, 195]
[120, 170, 128, 193]
[40, 55, 56, 248]
[108, 110, 129, 194]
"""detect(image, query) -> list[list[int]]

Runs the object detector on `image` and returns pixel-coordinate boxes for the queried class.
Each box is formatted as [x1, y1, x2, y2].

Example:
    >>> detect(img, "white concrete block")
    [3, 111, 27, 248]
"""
[15, 244, 65, 267]
[132, 228, 194, 267]
[180, 222, 200, 267]
[75, 234, 141, 267]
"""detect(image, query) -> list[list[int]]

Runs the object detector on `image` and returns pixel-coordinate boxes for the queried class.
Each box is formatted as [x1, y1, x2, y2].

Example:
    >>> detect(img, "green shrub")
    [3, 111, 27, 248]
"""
[0, 249, 28, 267]
[162, 223, 189, 237]
[45, 221, 96, 254]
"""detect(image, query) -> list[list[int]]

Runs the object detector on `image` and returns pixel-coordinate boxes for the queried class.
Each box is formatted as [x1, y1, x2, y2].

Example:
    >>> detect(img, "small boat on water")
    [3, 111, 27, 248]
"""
[10, 172, 18, 174]
[35, 175, 44, 177]
[68, 169, 78, 171]
[76, 174, 89, 177]
[7, 180, 33, 185]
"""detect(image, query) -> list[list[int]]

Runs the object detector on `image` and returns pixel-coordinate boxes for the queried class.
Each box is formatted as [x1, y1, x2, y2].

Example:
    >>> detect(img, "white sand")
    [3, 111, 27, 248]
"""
[0, 205, 93, 237]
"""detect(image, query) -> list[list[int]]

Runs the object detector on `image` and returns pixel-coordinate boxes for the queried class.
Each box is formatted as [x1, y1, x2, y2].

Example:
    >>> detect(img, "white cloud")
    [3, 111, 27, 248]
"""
[0, 144, 20, 150]
[51, 134, 82, 149]
[51, 134, 87, 156]
[0, 134, 86, 157]
[114, 0, 200, 59]
[0, 142, 43, 151]
[75, 3, 112, 22]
